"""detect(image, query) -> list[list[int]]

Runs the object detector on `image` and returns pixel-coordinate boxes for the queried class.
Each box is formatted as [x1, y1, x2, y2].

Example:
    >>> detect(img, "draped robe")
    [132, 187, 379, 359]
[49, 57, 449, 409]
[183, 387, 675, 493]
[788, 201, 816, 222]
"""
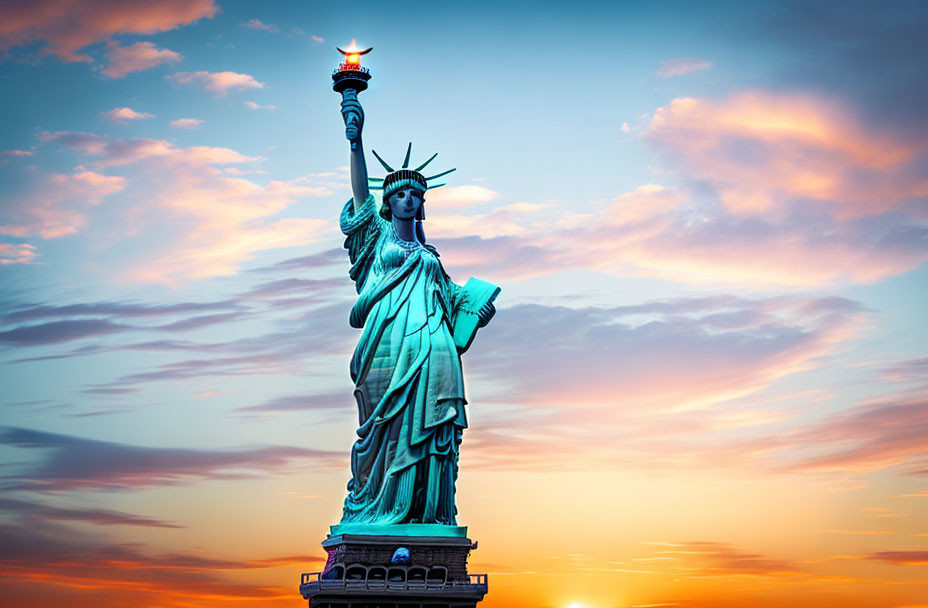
[339, 195, 467, 525]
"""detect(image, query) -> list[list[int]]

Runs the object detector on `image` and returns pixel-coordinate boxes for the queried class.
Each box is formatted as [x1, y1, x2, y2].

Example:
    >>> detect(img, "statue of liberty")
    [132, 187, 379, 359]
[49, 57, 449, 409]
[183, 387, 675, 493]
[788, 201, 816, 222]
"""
[335, 88, 499, 529]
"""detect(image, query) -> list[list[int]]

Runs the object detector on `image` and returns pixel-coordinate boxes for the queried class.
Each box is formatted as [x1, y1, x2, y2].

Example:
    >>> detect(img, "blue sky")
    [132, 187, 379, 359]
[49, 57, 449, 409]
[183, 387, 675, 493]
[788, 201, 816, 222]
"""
[1, 1, 927, 607]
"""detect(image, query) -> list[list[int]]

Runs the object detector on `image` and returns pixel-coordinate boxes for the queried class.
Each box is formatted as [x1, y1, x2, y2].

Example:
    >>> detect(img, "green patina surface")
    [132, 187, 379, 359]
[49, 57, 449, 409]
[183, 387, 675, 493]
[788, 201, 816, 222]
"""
[330, 523, 468, 538]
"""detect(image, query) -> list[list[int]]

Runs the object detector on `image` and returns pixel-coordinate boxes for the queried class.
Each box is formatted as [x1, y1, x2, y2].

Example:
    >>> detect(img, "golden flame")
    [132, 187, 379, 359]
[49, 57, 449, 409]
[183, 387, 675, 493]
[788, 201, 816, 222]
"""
[347, 53, 361, 65]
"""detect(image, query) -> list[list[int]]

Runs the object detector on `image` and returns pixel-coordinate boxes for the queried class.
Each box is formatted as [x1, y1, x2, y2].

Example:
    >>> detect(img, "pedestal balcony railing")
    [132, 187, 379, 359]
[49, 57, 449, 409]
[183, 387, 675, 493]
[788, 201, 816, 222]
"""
[300, 566, 488, 596]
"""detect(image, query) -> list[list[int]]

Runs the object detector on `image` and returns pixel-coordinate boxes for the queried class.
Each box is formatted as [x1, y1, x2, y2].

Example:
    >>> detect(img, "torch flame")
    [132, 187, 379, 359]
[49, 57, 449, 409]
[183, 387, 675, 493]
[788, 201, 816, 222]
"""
[337, 39, 372, 65]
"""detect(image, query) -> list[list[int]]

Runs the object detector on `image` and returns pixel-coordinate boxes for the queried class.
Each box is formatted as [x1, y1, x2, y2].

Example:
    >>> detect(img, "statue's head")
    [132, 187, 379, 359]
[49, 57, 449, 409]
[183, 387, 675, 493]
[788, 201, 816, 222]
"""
[369, 143, 455, 221]
[380, 170, 427, 221]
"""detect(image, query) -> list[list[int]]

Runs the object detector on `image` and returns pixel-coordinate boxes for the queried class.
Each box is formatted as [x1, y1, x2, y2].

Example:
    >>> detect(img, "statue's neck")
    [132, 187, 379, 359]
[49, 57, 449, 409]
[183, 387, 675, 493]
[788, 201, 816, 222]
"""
[392, 217, 419, 243]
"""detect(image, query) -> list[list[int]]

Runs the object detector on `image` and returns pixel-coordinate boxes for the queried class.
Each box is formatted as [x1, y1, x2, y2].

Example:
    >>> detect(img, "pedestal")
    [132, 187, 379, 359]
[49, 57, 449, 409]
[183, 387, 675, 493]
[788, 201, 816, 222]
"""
[299, 531, 488, 608]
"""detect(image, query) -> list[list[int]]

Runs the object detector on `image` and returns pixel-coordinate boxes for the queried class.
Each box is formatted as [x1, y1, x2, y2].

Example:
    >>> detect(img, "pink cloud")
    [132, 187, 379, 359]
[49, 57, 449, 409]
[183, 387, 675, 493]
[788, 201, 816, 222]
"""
[455, 295, 866, 472]
[0, 170, 126, 239]
[0, 243, 39, 265]
[0, 0, 217, 62]
[169, 118, 202, 129]
[39, 132, 330, 284]
[102, 41, 181, 78]
[646, 92, 925, 218]
[784, 389, 928, 475]
[657, 57, 712, 77]
[167, 71, 265, 96]
[311, 35, 325, 45]
[432, 92, 928, 287]
[101, 107, 154, 123]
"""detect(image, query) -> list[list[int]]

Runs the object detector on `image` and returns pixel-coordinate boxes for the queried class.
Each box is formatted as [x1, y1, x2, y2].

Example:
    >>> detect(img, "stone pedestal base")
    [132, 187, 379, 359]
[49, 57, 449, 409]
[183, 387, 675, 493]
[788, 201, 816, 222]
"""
[299, 533, 487, 608]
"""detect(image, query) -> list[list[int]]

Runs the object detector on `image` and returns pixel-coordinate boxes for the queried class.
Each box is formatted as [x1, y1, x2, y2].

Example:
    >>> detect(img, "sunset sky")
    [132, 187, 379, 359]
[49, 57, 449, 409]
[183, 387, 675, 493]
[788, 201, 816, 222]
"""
[1, 1, 927, 607]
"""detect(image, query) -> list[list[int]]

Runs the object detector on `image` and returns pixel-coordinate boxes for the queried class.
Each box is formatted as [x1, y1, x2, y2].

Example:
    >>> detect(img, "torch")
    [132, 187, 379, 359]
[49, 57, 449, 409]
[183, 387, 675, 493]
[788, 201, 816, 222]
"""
[332, 40, 372, 151]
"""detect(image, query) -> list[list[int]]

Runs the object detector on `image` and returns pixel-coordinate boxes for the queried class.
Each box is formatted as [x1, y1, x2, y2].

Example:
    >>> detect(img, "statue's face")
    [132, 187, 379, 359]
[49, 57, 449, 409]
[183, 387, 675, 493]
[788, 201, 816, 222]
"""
[388, 188, 424, 220]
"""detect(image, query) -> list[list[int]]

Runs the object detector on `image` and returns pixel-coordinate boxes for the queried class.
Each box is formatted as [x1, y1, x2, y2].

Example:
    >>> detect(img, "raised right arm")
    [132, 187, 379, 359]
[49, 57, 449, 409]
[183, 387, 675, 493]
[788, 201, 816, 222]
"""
[341, 90, 369, 211]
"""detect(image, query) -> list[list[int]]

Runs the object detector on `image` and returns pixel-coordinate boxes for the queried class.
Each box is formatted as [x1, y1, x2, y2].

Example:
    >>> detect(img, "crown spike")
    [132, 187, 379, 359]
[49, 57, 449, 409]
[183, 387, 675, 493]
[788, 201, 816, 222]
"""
[428, 183, 446, 189]
[371, 149, 394, 172]
[425, 168, 456, 181]
[413, 153, 438, 172]
[367, 177, 384, 182]
[401, 142, 412, 169]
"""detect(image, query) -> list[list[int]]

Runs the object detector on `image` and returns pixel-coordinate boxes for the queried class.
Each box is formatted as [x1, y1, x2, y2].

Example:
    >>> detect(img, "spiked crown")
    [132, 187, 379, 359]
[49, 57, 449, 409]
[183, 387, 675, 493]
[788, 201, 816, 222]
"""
[368, 143, 455, 220]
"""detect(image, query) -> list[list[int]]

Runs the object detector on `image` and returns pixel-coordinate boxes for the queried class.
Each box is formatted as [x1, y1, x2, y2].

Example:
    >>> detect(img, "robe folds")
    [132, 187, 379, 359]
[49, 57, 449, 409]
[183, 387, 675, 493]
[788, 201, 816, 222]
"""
[339, 195, 467, 525]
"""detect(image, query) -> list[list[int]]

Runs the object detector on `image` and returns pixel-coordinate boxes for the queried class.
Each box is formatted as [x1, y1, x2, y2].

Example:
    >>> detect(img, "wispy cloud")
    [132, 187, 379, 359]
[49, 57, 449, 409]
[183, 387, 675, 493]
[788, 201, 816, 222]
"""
[244, 101, 276, 111]
[657, 57, 712, 77]
[0, 522, 318, 607]
[645, 541, 801, 577]
[0, 149, 33, 161]
[237, 392, 352, 414]
[0, 170, 126, 239]
[102, 41, 182, 78]
[101, 107, 155, 123]
[0, 426, 342, 491]
[35, 131, 330, 283]
[0, 0, 217, 62]
[0, 497, 181, 528]
[167, 71, 265, 96]
[865, 551, 928, 565]
[0, 243, 38, 265]
[785, 389, 928, 475]
[240, 19, 279, 34]
[458, 295, 864, 471]
[430, 92, 928, 287]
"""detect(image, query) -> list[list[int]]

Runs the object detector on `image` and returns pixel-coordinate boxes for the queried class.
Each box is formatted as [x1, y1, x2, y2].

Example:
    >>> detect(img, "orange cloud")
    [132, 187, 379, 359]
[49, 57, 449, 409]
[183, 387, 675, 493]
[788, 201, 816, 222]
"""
[168, 71, 265, 96]
[0, 0, 217, 62]
[102, 41, 181, 78]
[866, 551, 928, 565]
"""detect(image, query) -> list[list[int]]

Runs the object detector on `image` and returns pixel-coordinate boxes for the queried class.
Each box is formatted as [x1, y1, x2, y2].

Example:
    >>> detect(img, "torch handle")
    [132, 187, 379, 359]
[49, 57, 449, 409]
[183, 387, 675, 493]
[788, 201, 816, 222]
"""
[340, 88, 363, 151]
